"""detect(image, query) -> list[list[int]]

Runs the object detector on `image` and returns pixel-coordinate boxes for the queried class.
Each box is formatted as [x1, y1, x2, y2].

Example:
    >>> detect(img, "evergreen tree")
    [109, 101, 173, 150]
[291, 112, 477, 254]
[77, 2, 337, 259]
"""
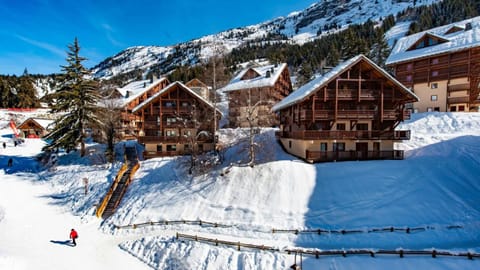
[17, 68, 40, 108]
[44, 38, 101, 157]
[368, 28, 391, 68]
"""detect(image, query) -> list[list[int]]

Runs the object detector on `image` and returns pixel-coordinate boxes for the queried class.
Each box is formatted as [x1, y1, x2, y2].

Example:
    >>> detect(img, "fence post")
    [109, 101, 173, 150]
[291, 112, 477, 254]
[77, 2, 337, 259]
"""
[237, 242, 241, 251]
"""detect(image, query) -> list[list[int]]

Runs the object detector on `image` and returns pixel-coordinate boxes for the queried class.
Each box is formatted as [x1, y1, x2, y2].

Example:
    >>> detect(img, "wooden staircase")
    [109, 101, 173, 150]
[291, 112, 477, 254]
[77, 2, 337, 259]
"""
[96, 146, 140, 219]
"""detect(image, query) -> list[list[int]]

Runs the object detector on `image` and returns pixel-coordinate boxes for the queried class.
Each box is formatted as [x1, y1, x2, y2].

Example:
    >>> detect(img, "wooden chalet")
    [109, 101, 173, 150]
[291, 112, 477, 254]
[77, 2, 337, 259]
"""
[272, 55, 418, 163]
[221, 62, 292, 128]
[386, 17, 480, 112]
[185, 78, 210, 101]
[17, 118, 54, 138]
[132, 81, 222, 159]
[109, 77, 170, 139]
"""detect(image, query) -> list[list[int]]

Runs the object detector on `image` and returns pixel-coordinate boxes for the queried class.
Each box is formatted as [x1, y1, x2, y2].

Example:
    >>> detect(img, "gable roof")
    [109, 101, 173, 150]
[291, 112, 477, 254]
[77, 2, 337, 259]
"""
[272, 55, 418, 112]
[18, 118, 55, 130]
[221, 63, 288, 92]
[185, 78, 209, 89]
[406, 32, 449, 51]
[132, 81, 222, 116]
[386, 16, 480, 65]
[113, 77, 168, 107]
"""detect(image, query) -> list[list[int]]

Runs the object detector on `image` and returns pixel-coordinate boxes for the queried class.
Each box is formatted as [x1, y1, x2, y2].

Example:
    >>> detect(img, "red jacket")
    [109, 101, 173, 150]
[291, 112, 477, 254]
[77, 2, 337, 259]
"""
[70, 229, 78, 239]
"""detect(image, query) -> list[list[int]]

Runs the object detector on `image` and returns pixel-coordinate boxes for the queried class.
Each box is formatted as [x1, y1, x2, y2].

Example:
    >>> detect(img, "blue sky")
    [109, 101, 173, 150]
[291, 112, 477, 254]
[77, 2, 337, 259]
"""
[0, 0, 318, 75]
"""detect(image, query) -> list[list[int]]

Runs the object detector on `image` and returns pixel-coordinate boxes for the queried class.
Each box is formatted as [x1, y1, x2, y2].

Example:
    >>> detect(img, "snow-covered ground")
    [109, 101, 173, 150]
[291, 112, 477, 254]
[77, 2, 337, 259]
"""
[0, 110, 479, 269]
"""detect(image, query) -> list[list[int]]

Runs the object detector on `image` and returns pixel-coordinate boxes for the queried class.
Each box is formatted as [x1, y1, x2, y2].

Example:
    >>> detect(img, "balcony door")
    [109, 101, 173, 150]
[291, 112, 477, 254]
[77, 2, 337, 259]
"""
[356, 142, 368, 159]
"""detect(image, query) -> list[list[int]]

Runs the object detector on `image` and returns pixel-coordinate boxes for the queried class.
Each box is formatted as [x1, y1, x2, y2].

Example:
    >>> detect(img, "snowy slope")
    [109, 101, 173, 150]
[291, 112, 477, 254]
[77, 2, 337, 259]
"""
[0, 110, 479, 269]
[91, 0, 440, 80]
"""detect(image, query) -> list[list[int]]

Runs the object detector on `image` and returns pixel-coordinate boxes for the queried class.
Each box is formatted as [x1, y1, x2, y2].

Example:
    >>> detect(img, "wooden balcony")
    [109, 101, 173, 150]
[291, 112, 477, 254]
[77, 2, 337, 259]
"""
[299, 109, 408, 121]
[276, 130, 411, 140]
[143, 151, 184, 159]
[448, 96, 469, 104]
[138, 135, 214, 144]
[306, 150, 404, 162]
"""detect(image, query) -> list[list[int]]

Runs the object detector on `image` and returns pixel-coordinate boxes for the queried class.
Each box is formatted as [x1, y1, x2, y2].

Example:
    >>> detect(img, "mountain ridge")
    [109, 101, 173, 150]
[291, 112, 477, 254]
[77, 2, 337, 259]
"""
[91, 0, 439, 80]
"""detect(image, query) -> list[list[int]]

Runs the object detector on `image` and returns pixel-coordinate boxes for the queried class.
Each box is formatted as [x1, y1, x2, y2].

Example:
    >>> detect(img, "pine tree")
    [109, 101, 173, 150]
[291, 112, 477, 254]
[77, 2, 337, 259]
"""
[369, 28, 391, 68]
[44, 38, 101, 157]
[17, 68, 40, 108]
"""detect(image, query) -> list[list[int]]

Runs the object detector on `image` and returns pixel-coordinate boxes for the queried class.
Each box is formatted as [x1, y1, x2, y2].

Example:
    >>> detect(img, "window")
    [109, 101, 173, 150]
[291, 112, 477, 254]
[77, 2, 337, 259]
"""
[166, 145, 177, 151]
[184, 144, 191, 151]
[431, 83, 438, 89]
[333, 142, 345, 152]
[167, 117, 177, 125]
[406, 75, 413, 82]
[427, 107, 433, 112]
[434, 107, 440, 112]
[336, 123, 346, 130]
[431, 70, 439, 77]
[320, 143, 327, 152]
[357, 123, 368, 131]
[289, 141, 292, 149]
[431, 58, 439, 64]
[431, 95, 438, 101]
[183, 130, 192, 137]
[166, 130, 177, 137]
[450, 106, 457, 112]
[459, 105, 465, 112]
[156, 144, 162, 152]
[406, 63, 413, 71]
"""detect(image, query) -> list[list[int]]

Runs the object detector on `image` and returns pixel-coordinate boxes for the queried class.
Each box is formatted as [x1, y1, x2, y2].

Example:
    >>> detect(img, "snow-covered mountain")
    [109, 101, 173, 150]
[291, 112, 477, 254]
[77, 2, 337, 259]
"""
[91, 0, 439, 80]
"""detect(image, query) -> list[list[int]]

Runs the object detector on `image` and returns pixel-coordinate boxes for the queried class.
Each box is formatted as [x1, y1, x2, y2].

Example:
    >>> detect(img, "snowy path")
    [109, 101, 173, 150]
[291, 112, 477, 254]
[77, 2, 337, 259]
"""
[0, 172, 150, 270]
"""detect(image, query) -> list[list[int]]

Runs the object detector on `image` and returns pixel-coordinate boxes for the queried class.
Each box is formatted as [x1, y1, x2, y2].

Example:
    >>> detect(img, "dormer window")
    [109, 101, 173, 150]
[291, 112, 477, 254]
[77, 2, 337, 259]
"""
[407, 33, 448, 51]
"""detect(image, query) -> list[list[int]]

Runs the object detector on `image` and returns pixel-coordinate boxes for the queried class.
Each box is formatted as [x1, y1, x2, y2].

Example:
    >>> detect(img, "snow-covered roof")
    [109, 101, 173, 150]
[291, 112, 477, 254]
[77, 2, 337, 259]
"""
[132, 81, 222, 116]
[386, 16, 480, 65]
[221, 63, 288, 92]
[273, 54, 418, 112]
[19, 118, 55, 130]
[113, 77, 168, 107]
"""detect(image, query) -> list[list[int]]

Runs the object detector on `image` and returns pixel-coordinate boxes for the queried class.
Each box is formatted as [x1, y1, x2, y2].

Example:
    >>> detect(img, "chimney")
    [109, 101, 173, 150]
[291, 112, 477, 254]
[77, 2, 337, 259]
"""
[465, 22, 472, 31]
[266, 70, 271, 78]
[143, 82, 147, 88]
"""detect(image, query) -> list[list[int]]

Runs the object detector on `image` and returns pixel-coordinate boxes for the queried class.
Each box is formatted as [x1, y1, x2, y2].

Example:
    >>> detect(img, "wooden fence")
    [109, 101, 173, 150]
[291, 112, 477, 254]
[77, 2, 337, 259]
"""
[176, 233, 480, 260]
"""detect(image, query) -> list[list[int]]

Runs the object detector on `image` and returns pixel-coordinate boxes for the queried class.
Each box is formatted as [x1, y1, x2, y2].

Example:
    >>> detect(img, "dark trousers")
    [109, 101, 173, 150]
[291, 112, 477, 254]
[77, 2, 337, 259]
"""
[72, 237, 77, 246]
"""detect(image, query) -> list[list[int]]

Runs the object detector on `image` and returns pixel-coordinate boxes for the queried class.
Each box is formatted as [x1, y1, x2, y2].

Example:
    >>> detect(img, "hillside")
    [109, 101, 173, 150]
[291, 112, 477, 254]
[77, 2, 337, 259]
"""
[0, 110, 479, 269]
[91, 0, 439, 80]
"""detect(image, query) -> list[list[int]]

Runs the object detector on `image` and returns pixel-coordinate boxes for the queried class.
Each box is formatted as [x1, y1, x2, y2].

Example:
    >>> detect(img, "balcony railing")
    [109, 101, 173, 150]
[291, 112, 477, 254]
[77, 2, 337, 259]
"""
[447, 96, 469, 104]
[306, 150, 404, 162]
[143, 151, 184, 159]
[299, 109, 408, 120]
[275, 130, 411, 140]
[138, 135, 213, 144]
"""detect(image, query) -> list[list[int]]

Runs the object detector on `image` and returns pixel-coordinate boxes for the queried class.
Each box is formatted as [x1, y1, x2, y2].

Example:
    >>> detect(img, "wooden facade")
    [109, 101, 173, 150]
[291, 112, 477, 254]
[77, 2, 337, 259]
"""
[185, 78, 210, 101]
[116, 78, 170, 139]
[273, 55, 418, 163]
[222, 63, 293, 128]
[386, 19, 480, 112]
[132, 82, 221, 159]
[17, 118, 54, 138]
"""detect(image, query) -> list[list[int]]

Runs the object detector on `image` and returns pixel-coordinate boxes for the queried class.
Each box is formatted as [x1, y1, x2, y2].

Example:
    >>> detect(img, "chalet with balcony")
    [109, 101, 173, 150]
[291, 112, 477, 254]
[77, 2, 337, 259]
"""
[132, 81, 222, 159]
[272, 55, 418, 163]
[386, 17, 480, 112]
[108, 78, 170, 139]
[221, 63, 292, 128]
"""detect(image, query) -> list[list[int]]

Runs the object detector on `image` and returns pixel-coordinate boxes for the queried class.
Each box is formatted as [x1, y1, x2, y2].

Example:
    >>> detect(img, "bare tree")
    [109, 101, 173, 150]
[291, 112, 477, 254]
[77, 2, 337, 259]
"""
[96, 98, 123, 163]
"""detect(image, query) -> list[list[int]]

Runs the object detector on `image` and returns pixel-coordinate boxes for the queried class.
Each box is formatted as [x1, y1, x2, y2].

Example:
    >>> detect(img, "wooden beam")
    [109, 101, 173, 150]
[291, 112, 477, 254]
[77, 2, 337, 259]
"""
[380, 83, 384, 123]
[335, 79, 338, 121]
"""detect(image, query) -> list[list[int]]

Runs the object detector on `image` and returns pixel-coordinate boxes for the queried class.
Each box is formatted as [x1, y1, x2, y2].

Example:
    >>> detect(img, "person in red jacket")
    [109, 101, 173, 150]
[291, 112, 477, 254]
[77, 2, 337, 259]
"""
[69, 229, 78, 246]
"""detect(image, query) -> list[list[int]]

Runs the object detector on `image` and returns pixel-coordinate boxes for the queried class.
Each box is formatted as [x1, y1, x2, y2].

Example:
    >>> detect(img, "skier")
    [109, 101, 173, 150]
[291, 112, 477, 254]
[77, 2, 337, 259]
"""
[2, 142, 5, 148]
[69, 228, 78, 246]
[7, 158, 13, 167]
